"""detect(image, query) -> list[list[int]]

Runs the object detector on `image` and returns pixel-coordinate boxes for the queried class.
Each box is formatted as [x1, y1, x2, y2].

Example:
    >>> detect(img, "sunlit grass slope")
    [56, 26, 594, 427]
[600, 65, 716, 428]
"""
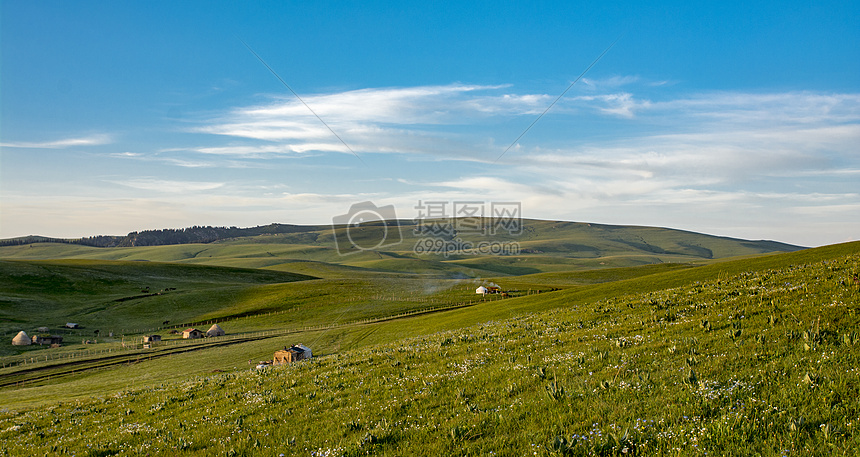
[0, 259, 314, 338]
[0, 243, 854, 456]
[0, 219, 803, 279]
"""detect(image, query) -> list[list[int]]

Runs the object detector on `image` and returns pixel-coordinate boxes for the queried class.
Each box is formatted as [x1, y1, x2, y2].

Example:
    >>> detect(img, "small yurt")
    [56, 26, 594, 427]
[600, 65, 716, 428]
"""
[207, 324, 225, 337]
[476, 286, 488, 295]
[12, 331, 31, 346]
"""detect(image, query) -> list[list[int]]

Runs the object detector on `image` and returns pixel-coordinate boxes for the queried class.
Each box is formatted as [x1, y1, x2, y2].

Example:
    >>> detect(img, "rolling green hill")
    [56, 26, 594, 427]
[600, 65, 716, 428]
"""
[0, 219, 804, 279]
[0, 220, 837, 456]
[0, 260, 315, 340]
[0, 241, 855, 456]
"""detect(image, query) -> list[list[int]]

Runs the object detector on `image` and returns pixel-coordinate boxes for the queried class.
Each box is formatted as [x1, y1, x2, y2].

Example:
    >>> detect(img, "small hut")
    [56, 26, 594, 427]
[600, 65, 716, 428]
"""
[12, 331, 31, 346]
[37, 327, 50, 333]
[65, 323, 80, 329]
[206, 324, 225, 337]
[143, 335, 162, 343]
[182, 328, 204, 339]
[273, 344, 312, 365]
[295, 343, 311, 358]
[32, 335, 63, 346]
[476, 286, 488, 295]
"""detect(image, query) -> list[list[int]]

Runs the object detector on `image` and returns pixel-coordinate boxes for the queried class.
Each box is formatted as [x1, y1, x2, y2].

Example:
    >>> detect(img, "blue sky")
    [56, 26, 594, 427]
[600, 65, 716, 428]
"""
[1, 0, 858, 247]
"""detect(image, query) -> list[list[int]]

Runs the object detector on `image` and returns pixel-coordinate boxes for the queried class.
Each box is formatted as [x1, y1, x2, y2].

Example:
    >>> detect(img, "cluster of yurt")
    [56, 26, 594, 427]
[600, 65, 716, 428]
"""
[11, 330, 63, 347]
[182, 324, 226, 339]
[13, 324, 227, 346]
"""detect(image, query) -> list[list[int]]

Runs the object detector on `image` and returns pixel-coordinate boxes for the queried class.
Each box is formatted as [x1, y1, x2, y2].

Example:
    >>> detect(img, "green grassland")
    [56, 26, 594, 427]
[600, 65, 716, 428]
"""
[0, 260, 315, 342]
[0, 243, 860, 456]
[0, 222, 846, 456]
[0, 219, 802, 276]
[0, 233, 855, 455]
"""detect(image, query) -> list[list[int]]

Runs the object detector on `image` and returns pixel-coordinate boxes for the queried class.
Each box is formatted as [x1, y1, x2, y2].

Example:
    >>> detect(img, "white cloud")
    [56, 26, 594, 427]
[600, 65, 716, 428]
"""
[581, 75, 641, 89]
[107, 178, 225, 193]
[109, 152, 142, 158]
[0, 134, 112, 149]
[647, 92, 860, 126]
[4, 84, 858, 248]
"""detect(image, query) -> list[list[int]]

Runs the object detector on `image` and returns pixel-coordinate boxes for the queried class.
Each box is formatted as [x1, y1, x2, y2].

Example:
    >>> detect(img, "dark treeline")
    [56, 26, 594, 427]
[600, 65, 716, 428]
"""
[78, 235, 126, 247]
[2, 224, 326, 248]
[0, 236, 75, 247]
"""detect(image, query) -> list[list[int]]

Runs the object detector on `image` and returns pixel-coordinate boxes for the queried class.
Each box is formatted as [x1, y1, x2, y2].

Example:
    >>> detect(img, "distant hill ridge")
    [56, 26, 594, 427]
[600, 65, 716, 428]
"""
[0, 219, 804, 257]
[0, 224, 325, 248]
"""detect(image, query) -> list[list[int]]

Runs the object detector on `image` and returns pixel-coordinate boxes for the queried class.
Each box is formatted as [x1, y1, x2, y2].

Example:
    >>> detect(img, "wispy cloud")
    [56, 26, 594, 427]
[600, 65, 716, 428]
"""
[187, 84, 860, 163]
[109, 152, 142, 158]
[39, 84, 849, 246]
[107, 178, 225, 193]
[580, 75, 641, 88]
[0, 134, 113, 149]
[187, 84, 560, 158]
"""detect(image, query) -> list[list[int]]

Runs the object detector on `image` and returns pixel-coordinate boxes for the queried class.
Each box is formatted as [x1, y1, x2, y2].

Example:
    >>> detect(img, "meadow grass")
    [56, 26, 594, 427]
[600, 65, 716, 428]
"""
[0, 242, 855, 455]
[0, 219, 801, 277]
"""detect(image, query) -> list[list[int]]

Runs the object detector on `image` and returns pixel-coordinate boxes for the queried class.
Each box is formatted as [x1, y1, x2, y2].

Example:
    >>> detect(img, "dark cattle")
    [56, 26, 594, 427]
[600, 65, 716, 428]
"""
[93, 330, 100, 335]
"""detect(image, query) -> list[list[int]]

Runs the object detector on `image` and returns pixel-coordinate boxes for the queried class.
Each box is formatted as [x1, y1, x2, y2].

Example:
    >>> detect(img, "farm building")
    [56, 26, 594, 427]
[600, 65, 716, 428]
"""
[32, 335, 63, 346]
[206, 324, 225, 337]
[143, 335, 162, 343]
[65, 323, 79, 329]
[37, 327, 50, 333]
[476, 286, 488, 295]
[182, 328, 205, 339]
[273, 344, 312, 365]
[12, 331, 31, 346]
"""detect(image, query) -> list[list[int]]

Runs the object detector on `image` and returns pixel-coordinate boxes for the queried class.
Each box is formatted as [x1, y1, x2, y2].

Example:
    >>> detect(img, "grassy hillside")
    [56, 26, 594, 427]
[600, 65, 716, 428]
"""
[0, 260, 315, 342]
[0, 219, 804, 290]
[0, 242, 855, 455]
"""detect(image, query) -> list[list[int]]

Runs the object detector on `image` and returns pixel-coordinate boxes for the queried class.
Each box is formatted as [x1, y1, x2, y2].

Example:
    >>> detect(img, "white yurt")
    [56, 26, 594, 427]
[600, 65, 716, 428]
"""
[207, 324, 225, 337]
[476, 286, 488, 295]
[12, 331, 31, 346]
